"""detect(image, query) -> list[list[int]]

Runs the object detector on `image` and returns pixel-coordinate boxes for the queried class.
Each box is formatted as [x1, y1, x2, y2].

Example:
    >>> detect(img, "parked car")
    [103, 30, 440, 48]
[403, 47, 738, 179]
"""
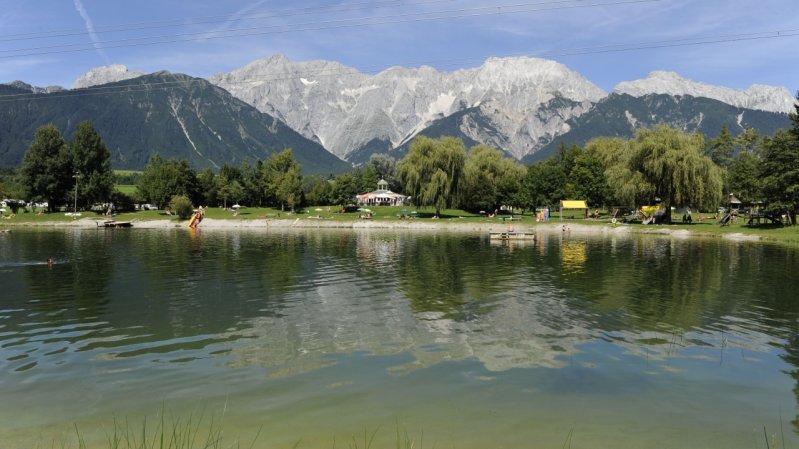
[139, 204, 158, 210]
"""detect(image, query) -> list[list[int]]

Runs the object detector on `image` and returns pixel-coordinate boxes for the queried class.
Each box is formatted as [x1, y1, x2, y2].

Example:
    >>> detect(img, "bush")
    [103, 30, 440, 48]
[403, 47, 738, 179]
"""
[169, 195, 194, 219]
[110, 191, 136, 212]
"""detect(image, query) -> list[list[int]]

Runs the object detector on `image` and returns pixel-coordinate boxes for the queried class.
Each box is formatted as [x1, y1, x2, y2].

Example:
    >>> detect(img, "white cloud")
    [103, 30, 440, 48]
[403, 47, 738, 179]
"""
[73, 0, 109, 64]
[5, 0, 798, 91]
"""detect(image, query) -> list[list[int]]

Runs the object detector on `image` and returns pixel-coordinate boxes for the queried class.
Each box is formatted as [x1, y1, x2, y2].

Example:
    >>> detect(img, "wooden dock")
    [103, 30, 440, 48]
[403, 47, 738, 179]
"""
[98, 220, 133, 228]
[488, 230, 536, 240]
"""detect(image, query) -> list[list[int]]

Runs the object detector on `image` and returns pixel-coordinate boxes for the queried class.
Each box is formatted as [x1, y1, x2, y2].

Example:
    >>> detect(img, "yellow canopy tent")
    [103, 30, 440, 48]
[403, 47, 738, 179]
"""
[640, 205, 662, 215]
[560, 200, 588, 220]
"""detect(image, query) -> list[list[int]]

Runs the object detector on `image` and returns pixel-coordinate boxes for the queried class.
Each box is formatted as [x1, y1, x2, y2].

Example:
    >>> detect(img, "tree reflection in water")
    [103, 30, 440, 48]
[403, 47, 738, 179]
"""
[4, 229, 799, 441]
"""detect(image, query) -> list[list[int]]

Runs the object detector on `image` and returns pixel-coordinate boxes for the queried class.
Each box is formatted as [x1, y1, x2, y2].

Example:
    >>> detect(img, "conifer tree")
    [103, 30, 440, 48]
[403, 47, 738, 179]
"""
[760, 91, 799, 224]
[20, 124, 73, 212]
[71, 121, 114, 209]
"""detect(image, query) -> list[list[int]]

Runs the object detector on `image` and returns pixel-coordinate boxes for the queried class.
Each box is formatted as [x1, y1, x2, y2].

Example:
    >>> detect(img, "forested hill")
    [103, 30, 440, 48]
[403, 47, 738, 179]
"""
[0, 73, 351, 174]
[525, 93, 792, 163]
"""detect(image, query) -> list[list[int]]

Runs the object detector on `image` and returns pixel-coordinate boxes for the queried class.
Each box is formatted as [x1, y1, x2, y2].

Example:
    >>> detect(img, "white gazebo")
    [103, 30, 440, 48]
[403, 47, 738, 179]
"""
[356, 179, 408, 207]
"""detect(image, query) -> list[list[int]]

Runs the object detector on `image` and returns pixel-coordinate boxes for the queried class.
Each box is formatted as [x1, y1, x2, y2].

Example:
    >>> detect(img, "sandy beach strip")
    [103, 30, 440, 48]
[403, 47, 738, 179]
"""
[3, 215, 764, 241]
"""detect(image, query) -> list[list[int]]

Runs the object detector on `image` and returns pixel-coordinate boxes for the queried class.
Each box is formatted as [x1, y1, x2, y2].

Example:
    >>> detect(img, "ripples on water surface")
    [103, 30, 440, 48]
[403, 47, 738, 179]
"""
[1, 228, 799, 448]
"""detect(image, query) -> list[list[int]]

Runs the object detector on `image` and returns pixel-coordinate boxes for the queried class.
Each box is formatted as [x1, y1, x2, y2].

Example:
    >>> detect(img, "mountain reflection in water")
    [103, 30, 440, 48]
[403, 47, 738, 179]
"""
[1, 228, 799, 449]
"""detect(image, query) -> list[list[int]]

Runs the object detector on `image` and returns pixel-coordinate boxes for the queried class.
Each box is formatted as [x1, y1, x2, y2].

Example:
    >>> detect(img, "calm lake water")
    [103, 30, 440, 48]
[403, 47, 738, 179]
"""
[2, 227, 799, 448]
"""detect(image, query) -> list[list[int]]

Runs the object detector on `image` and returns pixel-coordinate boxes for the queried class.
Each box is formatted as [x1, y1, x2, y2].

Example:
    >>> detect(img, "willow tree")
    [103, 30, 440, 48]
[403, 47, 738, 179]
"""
[586, 137, 653, 208]
[634, 125, 723, 219]
[588, 126, 723, 221]
[397, 136, 466, 217]
[460, 144, 525, 212]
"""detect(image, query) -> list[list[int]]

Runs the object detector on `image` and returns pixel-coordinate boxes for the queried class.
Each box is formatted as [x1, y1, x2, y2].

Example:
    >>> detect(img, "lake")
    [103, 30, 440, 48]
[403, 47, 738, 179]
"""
[1, 227, 799, 449]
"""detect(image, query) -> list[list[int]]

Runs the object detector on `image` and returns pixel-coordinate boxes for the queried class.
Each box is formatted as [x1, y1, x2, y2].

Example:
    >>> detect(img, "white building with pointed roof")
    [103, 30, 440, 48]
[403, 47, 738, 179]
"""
[356, 179, 408, 207]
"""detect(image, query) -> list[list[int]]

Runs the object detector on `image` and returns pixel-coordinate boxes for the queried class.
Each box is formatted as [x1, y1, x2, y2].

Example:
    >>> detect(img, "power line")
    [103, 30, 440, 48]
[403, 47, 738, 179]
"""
[1, 27, 796, 103]
[0, 0, 461, 43]
[0, 0, 656, 58]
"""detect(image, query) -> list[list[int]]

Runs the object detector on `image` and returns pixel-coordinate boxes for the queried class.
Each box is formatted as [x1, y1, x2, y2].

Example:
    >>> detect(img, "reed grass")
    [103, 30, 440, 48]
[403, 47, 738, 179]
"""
[68, 405, 260, 449]
[63, 411, 439, 449]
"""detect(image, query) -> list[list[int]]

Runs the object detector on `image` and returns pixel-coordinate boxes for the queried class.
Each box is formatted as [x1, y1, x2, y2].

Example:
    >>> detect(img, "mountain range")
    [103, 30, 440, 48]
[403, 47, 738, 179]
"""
[208, 56, 793, 165]
[1, 55, 795, 171]
[0, 71, 350, 173]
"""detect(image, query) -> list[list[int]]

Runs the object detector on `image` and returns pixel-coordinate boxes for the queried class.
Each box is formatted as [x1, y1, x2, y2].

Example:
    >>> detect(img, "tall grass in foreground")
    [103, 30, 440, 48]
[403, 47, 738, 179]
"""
[66, 410, 432, 449]
[50, 416, 795, 449]
[70, 406, 261, 449]
[330, 424, 427, 449]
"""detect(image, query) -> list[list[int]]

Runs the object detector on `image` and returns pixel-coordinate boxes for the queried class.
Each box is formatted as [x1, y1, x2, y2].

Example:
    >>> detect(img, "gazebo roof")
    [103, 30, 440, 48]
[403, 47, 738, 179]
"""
[358, 189, 405, 198]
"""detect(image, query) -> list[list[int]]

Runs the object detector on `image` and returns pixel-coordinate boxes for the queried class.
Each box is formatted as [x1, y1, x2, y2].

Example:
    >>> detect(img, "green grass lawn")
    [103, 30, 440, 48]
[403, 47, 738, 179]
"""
[114, 184, 137, 195]
[0, 208, 107, 223]
[185, 205, 488, 222]
[3, 204, 799, 245]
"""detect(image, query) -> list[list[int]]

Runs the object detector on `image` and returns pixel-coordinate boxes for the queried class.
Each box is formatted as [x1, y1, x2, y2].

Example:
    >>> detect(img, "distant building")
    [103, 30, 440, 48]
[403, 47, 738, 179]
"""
[356, 179, 408, 207]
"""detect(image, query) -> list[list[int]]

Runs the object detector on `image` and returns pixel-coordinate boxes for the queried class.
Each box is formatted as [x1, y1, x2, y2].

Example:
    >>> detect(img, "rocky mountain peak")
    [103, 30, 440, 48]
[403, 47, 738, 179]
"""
[210, 55, 606, 160]
[72, 64, 145, 89]
[70, 55, 794, 164]
[613, 71, 794, 114]
[3, 81, 64, 93]
[479, 56, 567, 76]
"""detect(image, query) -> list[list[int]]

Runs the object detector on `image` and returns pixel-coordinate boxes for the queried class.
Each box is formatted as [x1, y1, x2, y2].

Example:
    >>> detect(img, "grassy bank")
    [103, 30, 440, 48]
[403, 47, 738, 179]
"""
[3, 205, 798, 245]
[1, 205, 486, 225]
[114, 184, 137, 195]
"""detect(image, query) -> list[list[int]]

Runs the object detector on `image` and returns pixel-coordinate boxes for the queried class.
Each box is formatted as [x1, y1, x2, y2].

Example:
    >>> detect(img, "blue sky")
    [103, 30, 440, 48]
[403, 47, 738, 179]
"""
[1, 0, 797, 92]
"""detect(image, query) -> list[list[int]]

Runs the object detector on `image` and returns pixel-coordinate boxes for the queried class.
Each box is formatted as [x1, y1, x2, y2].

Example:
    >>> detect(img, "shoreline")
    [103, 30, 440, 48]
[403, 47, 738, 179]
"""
[2, 216, 764, 242]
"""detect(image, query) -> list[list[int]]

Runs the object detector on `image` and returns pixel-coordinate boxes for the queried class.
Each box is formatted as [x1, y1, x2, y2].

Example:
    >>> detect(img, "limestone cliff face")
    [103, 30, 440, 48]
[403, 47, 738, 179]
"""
[209, 55, 607, 161]
[613, 71, 794, 114]
[68, 57, 796, 165]
[72, 64, 145, 89]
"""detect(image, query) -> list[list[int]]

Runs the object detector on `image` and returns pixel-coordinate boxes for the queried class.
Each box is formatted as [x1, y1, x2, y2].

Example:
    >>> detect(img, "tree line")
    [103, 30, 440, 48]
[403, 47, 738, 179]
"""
[14, 122, 115, 212]
[7, 91, 799, 224]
